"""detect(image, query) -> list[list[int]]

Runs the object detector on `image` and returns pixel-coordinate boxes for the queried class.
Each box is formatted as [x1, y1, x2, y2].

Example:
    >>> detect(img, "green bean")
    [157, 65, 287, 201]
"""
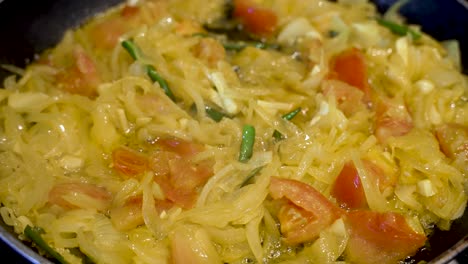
[273, 107, 302, 140]
[282, 107, 302, 121]
[146, 65, 176, 102]
[223, 41, 248, 51]
[24, 225, 69, 264]
[376, 18, 421, 40]
[205, 105, 229, 122]
[272, 130, 284, 141]
[239, 125, 255, 162]
[223, 40, 279, 51]
[240, 166, 264, 187]
[190, 104, 231, 122]
[191, 32, 211, 38]
[121, 40, 141, 60]
[121, 40, 177, 102]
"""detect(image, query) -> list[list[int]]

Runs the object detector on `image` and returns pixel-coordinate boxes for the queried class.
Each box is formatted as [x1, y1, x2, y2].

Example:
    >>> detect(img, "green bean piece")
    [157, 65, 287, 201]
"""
[376, 18, 421, 40]
[191, 32, 211, 38]
[272, 130, 284, 141]
[146, 65, 176, 102]
[223, 41, 248, 51]
[121, 40, 141, 60]
[273, 107, 302, 140]
[282, 107, 302, 121]
[239, 125, 255, 162]
[24, 225, 69, 264]
[190, 104, 231, 122]
[223, 40, 279, 51]
[121, 40, 176, 102]
[241, 166, 264, 187]
[205, 105, 228, 122]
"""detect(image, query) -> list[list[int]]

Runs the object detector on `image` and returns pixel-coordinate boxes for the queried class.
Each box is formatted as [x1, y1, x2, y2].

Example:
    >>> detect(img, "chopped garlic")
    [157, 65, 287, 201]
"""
[417, 179, 436, 197]
[60, 155, 84, 171]
[352, 22, 380, 47]
[310, 100, 330, 125]
[278, 17, 322, 45]
[126, 0, 139, 6]
[415, 79, 435, 94]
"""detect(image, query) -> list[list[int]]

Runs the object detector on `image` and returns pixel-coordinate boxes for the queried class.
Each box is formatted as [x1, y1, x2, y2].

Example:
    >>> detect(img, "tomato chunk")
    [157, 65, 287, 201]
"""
[331, 162, 367, 210]
[48, 182, 112, 211]
[269, 177, 342, 244]
[375, 98, 413, 143]
[233, 0, 277, 36]
[345, 210, 426, 264]
[56, 46, 100, 98]
[329, 48, 370, 101]
[155, 157, 212, 209]
[151, 138, 213, 209]
[156, 137, 205, 157]
[112, 147, 149, 177]
[436, 124, 468, 160]
[121, 5, 140, 18]
[322, 79, 365, 116]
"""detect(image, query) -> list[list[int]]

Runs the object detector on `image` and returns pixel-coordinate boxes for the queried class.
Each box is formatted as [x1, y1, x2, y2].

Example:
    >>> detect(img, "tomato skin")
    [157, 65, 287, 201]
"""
[331, 162, 367, 210]
[345, 210, 427, 264]
[269, 177, 342, 244]
[233, 0, 277, 36]
[112, 147, 149, 177]
[329, 48, 370, 101]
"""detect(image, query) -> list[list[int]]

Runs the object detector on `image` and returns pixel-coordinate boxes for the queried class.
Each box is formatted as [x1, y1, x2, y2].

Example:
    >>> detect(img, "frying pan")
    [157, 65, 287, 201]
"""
[0, 0, 467, 263]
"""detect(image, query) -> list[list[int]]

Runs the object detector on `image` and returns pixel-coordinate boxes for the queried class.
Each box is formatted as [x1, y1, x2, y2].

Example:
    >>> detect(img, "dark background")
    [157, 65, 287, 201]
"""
[0, 0, 467, 263]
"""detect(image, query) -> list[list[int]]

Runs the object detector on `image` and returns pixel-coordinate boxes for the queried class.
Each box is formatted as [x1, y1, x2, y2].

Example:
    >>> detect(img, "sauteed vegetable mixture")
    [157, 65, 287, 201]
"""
[0, 0, 467, 263]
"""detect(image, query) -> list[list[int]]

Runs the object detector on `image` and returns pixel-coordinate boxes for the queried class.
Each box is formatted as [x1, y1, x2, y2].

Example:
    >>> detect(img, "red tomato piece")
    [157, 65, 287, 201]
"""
[150, 138, 213, 209]
[48, 182, 112, 211]
[233, 0, 277, 36]
[90, 6, 141, 50]
[436, 124, 468, 160]
[154, 156, 213, 209]
[331, 162, 368, 210]
[112, 147, 149, 177]
[329, 48, 370, 101]
[322, 79, 365, 116]
[375, 98, 413, 143]
[269, 177, 342, 244]
[56, 46, 100, 98]
[121, 5, 140, 18]
[90, 18, 127, 50]
[345, 210, 427, 264]
[156, 137, 205, 157]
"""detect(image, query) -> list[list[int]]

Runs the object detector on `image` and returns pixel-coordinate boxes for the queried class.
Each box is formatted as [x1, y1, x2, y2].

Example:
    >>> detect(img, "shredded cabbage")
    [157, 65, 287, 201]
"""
[0, 0, 466, 263]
